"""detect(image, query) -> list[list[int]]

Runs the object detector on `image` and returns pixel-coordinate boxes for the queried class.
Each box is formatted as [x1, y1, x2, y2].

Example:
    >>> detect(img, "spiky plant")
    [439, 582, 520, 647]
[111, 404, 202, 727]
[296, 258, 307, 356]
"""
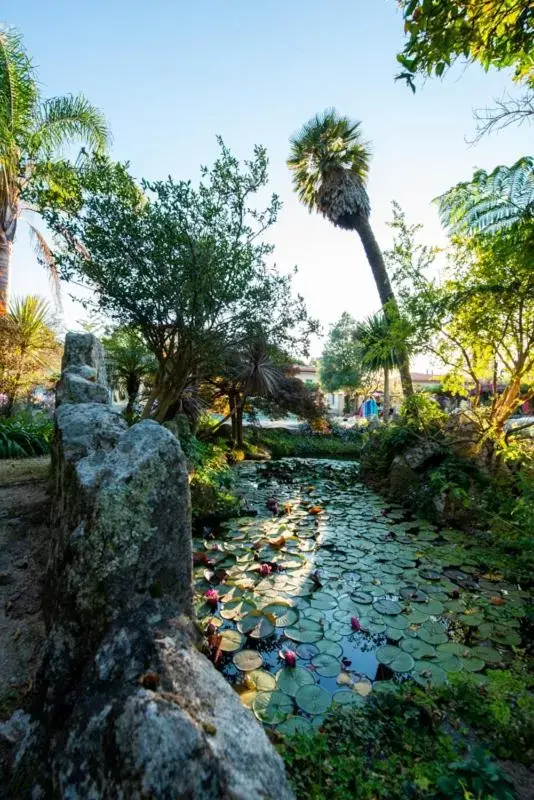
[437, 157, 534, 235]
[288, 109, 413, 397]
[355, 311, 404, 422]
[0, 27, 110, 314]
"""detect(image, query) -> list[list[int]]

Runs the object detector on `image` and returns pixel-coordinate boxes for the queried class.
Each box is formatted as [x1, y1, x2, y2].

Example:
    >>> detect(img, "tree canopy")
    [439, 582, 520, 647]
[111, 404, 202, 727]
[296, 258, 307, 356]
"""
[396, 0, 534, 91]
[319, 312, 373, 395]
[44, 144, 317, 421]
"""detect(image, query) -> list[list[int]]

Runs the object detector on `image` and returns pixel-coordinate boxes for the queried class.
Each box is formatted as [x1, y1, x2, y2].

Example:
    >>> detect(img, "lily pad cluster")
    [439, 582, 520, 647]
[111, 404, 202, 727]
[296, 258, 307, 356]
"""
[193, 458, 527, 729]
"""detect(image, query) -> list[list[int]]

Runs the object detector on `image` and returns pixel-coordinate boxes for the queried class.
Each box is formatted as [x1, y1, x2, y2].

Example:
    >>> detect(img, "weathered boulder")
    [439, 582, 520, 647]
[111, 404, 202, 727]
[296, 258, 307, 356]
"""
[56, 332, 109, 406]
[4, 333, 294, 800]
[388, 441, 443, 505]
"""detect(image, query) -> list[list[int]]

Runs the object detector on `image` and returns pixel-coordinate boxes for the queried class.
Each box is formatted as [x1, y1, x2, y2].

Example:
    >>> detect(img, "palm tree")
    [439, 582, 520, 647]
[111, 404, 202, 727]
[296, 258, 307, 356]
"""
[436, 157, 534, 235]
[287, 109, 413, 397]
[0, 28, 110, 314]
[102, 328, 156, 417]
[355, 311, 403, 422]
[0, 295, 60, 414]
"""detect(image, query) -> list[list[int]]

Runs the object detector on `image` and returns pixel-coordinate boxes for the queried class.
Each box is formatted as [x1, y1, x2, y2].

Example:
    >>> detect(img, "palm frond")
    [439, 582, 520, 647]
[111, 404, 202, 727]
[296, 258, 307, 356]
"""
[354, 311, 402, 372]
[287, 109, 371, 225]
[0, 27, 37, 135]
[31, 94, 110, 156]
[27, 222, 62, 310]
[436, 157, 534, 235]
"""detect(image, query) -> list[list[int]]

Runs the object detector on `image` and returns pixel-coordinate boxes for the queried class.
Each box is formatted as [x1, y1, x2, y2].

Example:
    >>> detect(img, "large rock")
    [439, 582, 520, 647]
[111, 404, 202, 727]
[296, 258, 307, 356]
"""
[56, 332, 109, 406]
[4, 332, 294, 799]
[388, 441, 443, 505]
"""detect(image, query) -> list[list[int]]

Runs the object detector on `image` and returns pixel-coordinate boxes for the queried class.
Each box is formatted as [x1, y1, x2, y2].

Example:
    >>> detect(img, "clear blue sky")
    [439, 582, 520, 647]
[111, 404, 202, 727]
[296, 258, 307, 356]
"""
[7, 0, 532, 360]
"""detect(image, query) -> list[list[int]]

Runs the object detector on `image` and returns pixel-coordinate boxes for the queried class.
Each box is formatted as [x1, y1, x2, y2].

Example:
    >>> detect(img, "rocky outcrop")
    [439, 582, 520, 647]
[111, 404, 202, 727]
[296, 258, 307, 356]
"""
[4, 333, 294, 800]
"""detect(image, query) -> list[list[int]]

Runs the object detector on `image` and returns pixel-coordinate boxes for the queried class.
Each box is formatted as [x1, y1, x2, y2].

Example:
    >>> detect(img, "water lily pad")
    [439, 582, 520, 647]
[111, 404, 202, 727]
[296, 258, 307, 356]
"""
[237, 611, 275, 639]
[277, 716, 313, 735]
[470, 646, 502, 664]
[296, 643, 319, 660]
[418, 622, 448, 645]
[333, 691, 365, 706]
[350, 590, 373, 604]
[262, 603, 299, 627]
[438, 655, 463, 673]
[233, 650, 263, 671]
[276, 667, 315, 696]
[315, 639, 343, 658]
[311, 653, 341, 677]
[253, 691, 293, 724]
[220, 599, 256, 620]
[460, 656, 485, 672]
[400, 639, 436, 660]
[310, 592, 337, 610]
[285, 619, 323, 643]
[295, 684, 332, 715]
[413, 661, 447, 687]
[373, 599, 403, 615]
[354, 679, 373, 697]
[376, 645, 415, 673]
[219, 629, 245, 652]
[248, 670, 276, 691]
[372, 680, 400, 695]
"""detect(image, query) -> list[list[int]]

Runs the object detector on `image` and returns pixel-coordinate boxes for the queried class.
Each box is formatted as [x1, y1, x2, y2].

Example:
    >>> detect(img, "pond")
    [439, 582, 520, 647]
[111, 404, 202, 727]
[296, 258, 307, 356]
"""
[193, 458, 528, 735]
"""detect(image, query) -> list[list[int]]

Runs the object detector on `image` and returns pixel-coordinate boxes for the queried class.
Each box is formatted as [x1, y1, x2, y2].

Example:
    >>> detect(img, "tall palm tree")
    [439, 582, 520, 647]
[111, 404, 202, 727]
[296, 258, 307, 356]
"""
[0, 28, 110, 314]
[287, 109, 413, 397]
[355, 311, 403, 422]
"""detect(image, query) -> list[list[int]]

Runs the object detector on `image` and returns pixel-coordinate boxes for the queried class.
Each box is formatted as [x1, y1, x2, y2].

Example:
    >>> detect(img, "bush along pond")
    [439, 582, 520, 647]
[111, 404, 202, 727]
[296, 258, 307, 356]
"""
[194, 458, 529, 735]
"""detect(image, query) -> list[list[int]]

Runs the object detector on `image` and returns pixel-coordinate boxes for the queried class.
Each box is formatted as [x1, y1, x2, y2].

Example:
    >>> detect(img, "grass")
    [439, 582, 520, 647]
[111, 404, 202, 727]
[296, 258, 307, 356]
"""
[250, 427, 362, 459]
[0, 456, 50, 486]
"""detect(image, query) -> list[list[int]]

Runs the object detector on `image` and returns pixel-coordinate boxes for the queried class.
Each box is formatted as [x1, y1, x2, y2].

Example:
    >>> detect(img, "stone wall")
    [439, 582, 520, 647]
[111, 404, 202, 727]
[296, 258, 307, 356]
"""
[3, 333, 293, 799]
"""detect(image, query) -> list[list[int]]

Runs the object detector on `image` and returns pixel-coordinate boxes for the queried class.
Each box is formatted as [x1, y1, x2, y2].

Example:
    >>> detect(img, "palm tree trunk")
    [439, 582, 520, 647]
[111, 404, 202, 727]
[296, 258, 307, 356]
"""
[383, 366, 390, 424]
[353, 215, 413, 398]
[0, 236, 12, 317]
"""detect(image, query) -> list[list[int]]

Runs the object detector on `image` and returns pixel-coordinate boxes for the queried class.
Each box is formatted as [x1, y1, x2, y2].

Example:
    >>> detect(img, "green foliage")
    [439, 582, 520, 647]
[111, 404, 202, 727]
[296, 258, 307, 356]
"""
[44, 145, 316, 422]
[254, 427, 362, 459]
[0, 412, 52, 458]
[287, 109, 371, 220]
[278, 688, 517, 799]
[396, 0, 534, 90]
[400, 393, 446, 432]
[436, 157, 534, 235]
[319, 313, 372, 394]
[102, 326, 156, 416]
[437, 747, 516, 799]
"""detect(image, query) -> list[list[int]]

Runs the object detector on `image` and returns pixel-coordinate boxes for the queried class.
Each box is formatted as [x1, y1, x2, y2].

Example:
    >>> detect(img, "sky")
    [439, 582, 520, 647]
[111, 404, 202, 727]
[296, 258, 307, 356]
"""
[5, 0, 533, 364]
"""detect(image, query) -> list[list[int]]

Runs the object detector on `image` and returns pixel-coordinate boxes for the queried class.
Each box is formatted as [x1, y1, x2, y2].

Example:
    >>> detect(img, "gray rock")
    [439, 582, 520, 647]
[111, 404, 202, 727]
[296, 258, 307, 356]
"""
[6, 332, 294, 800]
[56, 332, 109, 407]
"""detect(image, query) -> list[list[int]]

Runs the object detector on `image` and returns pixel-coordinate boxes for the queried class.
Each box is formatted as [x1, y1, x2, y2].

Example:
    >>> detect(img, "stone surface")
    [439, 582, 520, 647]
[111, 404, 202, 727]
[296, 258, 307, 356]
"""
[4, 332, 294, 799]
[56, 332, 109, 407]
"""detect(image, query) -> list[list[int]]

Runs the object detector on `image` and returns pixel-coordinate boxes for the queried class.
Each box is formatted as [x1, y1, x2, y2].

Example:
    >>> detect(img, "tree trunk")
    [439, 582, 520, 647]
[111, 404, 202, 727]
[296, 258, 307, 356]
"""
[236, 401, 245, 448]
[353, 215, 413, 398]
[0, 237, 13, 317]
[383, 366, 390, 424]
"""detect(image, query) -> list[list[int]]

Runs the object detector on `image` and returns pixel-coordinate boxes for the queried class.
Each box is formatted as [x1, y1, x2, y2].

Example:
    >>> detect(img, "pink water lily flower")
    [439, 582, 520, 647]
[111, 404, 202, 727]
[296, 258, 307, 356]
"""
[204, 589, 219, 609]
[351, 616, 361, 632]
[280, 649, 297, 667]
[259, 563, 272, 576]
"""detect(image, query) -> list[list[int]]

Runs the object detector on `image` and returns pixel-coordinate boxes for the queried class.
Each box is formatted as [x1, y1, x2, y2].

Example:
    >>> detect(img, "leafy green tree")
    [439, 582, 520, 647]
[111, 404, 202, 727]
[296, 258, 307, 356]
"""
[396, 1, 534, 138]
[355, 312, 404, 422]
[0, 295, 60, 414]
[0, 28, 109, 314]
[436, 157, 534, 235]
[287, 110, 413, 398]
[397, 0, 534, 88]
[102, 327, 156, 416]
[320, 313, 367, 395]
[387, 204, 534, 445]
[43, 146, 316, 422]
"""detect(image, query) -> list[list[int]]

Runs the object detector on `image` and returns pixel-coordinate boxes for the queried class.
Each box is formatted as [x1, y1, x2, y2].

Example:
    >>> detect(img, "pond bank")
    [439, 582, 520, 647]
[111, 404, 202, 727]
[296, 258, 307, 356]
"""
[194, 457, 533, 799]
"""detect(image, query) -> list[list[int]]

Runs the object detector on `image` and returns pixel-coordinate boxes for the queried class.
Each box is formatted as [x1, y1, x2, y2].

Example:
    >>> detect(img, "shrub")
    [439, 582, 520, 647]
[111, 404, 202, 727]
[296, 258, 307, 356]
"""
[252, 428, 362, 459]
[0, 412, 53, 458]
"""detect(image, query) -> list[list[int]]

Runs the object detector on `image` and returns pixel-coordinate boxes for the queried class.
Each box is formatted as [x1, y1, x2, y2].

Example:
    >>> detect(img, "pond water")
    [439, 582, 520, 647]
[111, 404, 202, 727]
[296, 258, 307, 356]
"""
[193, 458, 528, 735]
